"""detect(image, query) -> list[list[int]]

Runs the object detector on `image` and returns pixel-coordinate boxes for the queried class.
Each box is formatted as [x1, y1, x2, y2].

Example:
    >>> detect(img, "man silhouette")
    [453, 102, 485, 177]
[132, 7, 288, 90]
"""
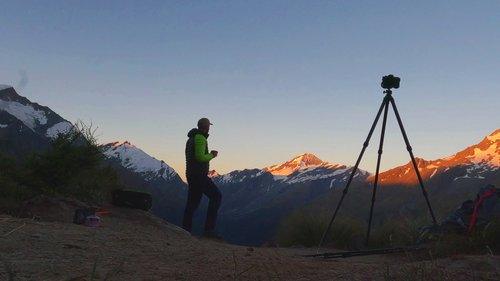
[183, 118, 222, 238]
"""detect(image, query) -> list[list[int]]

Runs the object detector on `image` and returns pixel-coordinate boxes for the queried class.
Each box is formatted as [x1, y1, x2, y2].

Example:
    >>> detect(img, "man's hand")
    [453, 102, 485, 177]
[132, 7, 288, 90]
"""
[210, 150, 219, 158]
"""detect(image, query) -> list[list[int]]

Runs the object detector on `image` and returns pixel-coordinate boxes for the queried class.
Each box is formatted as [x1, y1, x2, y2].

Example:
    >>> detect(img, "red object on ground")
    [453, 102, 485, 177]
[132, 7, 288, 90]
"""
[95, 208, 111, 216]
[468, 188, 497, 234]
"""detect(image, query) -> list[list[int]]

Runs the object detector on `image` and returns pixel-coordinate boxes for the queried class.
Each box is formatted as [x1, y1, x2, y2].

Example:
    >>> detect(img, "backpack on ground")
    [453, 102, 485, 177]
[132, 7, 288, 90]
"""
[417, 184, 499, 243]
[468, 184, 500, 234]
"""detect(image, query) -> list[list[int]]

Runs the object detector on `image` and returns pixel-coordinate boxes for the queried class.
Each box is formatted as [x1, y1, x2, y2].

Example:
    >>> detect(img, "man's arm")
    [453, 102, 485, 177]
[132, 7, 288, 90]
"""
[194, 134, 214, 163]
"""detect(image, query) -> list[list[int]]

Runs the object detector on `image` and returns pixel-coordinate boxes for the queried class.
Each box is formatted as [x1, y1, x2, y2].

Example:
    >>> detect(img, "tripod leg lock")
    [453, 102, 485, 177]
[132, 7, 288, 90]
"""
[363, 141, 369, 147]
[378, 149, 383, 155]
[406, 145, 412, 152]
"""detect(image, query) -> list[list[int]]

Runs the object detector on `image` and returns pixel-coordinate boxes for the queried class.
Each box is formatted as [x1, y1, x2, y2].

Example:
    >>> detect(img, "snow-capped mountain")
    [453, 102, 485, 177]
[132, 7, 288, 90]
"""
[101, 140, 187, 225]
[261, 153, 368, 185]
[207, 170, 220, 178]
[102, 141, 178, 181]
[0, 86, 73, 158]
[0, 85, 186, 225]
[4, 84, 497, 246]
[213, 153, 370, 245]
[0, 85, 72, 138]
[264, 153, 325, 176]
[377, 129, 499, 186]
[215, 153, 369, 187]
[215, 131, 499, 245]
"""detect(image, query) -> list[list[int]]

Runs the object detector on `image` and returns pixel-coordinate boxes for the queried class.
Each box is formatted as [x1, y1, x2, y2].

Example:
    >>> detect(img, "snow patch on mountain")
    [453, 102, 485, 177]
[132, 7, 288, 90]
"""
[272, 175, 287, 181]
[0, 100, 47, 130]
[217, 169, 264, 184]
[380, 129, 499, 185]
[214, 153, 369, 186]
[46, 121, 73, 138]
[487, 129, 500, 142]
[220, 173, 234, 183]
[429, 169, 437, 178]
[0, 124, 7, 128]
[208, 170, 220, 178]
[467, 143, 499, 166]
[453, 162, 495, 182]
[264, 153, 328, 176]
[285, 167, 350, 184]
[103, 141, 177, 181]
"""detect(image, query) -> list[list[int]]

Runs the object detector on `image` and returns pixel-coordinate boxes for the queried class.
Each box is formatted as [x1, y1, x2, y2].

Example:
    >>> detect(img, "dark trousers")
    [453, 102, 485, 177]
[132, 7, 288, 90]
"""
[182, 176, 222, 233]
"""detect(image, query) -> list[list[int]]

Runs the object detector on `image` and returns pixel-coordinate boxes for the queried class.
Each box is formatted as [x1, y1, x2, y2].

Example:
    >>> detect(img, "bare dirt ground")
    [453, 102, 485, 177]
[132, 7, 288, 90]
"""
[1, 207, 499, 281]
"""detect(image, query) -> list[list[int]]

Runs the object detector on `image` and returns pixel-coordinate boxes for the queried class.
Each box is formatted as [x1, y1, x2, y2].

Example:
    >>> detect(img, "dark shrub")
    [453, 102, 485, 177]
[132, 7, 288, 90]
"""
[0, 122, 120, 211]
[277, 210, 364, 249]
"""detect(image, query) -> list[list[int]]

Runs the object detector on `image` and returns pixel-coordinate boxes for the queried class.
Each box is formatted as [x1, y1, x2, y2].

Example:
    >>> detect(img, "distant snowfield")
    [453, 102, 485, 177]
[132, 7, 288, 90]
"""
[0, 100, 47, 130]
[487, 131, 500, 142]
[468, 143, 499, 166]
[465, 131, 500, 167]
[0, 123, 8, 128]
[213, 153, 366, 186]
[285, 167, 351, 184]
[103, 141, 177, 181]
[46, 121, 73, 138]
[264, 153, 325, 176]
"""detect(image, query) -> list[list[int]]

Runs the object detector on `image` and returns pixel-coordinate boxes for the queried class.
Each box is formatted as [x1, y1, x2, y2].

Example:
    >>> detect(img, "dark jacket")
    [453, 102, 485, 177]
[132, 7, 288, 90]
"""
[185, 128, 214, 179]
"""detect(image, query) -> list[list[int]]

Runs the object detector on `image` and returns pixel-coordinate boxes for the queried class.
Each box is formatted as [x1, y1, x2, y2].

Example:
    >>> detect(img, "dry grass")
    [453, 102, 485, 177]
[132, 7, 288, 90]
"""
[0, 209, 498, 281]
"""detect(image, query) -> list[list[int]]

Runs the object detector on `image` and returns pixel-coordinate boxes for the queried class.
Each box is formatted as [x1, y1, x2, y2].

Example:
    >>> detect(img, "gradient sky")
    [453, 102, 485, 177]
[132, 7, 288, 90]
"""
[1, 1, 499, 178]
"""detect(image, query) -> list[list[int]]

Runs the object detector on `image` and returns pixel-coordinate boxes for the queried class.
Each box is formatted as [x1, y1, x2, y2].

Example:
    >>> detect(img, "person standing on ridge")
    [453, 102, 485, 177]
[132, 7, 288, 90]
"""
[183, 118, 222, 238]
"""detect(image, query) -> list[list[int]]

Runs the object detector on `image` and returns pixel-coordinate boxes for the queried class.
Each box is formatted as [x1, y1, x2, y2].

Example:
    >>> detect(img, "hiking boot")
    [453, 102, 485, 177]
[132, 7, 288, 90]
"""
[203, 230, 224, 241]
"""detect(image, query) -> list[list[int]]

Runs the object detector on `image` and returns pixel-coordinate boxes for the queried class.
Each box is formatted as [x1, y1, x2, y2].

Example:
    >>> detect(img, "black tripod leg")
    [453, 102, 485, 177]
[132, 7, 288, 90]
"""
[317, 97, 389, 250]
[388, 97, 438, 224]
[365, 100, 390, 245]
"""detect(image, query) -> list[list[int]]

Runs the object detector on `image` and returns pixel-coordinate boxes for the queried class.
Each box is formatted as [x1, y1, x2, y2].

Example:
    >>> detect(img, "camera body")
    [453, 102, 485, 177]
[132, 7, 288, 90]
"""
[381, 75, 400, 90]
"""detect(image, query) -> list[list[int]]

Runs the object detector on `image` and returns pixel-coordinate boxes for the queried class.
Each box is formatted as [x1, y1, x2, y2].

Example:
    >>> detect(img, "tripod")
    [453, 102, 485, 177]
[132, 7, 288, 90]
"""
[318, 88, 437, 249]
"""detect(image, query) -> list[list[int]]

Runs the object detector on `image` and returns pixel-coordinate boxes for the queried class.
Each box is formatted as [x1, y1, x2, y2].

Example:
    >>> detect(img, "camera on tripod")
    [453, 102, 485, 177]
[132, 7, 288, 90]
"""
[317, 74, 437, 251]
[381, 74, 400, 90]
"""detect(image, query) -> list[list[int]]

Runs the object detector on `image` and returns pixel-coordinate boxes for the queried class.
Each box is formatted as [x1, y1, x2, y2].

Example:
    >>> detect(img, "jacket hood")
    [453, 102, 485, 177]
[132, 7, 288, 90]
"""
[187, 128, 209, 138]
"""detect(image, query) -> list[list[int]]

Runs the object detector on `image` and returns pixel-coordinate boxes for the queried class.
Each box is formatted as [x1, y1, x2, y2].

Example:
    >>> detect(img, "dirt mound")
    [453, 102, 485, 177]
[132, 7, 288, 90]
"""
[1, 206, 499, 280]
[18, 195, 91, 223]
[15, 195, 179, 230]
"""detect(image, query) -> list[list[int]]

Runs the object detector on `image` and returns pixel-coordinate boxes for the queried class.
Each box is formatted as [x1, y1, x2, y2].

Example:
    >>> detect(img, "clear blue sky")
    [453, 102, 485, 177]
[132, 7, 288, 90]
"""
[1, 1, 499, 177]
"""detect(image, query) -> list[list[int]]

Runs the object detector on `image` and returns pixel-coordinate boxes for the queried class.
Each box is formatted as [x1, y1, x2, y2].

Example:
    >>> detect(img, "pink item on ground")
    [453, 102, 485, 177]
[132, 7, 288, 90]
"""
[84, 215, 101, 227]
